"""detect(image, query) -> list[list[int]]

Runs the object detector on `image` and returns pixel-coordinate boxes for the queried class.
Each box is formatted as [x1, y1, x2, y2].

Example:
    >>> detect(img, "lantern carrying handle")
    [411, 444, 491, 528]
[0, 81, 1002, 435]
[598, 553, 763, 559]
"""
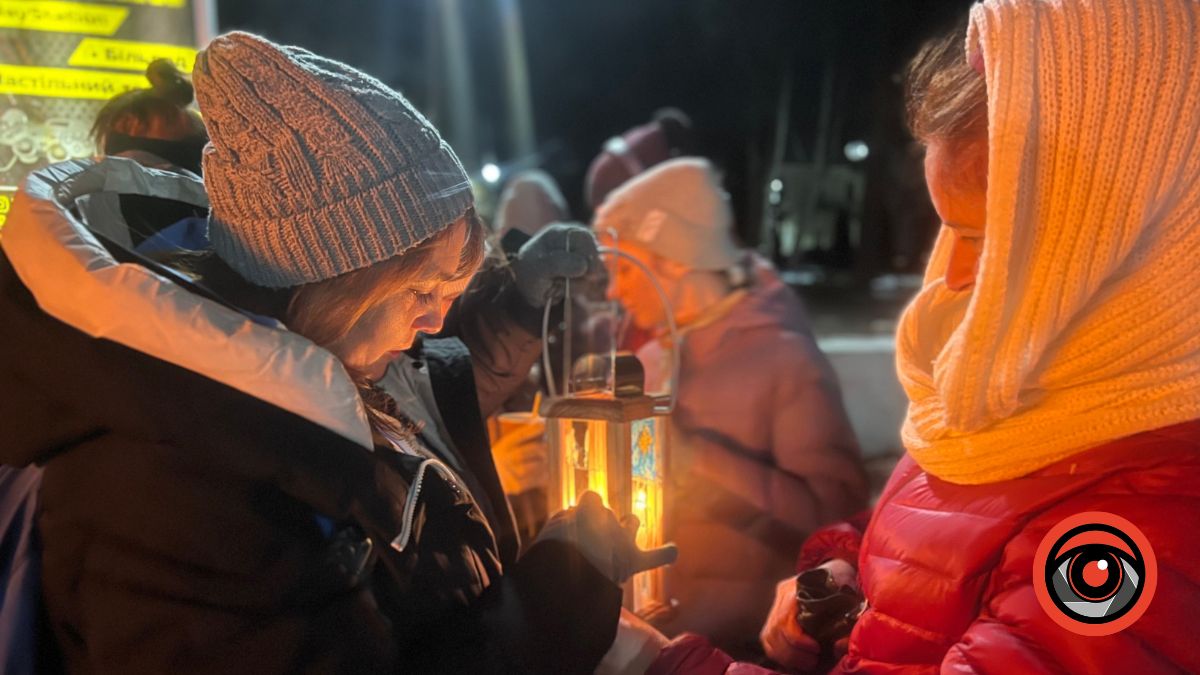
[541, 246, 680, 415]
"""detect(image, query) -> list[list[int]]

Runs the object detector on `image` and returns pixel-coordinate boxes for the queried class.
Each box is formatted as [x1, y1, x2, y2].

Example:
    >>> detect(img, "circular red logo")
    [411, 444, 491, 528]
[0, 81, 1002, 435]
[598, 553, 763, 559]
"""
[1033, 512, 1157, 636]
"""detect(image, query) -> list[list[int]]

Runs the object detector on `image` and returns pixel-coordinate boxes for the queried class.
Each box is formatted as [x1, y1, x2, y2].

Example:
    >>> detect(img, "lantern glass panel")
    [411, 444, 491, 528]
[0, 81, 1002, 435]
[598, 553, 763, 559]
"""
[630, 417, 664, 613]
[555, 418, 610, 510]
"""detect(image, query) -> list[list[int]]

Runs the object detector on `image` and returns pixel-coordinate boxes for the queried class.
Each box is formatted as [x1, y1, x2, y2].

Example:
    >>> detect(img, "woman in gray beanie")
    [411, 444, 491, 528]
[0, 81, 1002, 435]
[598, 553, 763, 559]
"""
[0, 32, 669, 674]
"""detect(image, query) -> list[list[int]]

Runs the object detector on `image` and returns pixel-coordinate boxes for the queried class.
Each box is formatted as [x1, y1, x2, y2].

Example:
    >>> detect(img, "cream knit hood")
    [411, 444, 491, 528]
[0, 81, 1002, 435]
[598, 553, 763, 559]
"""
[897, 0, 1200, 485]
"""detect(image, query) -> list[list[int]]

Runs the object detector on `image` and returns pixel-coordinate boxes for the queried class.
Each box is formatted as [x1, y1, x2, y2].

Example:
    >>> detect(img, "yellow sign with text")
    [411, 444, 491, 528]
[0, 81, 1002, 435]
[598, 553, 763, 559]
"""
[69, 38, 196, 73]
[0, 192, 12, 230]
[0, 65, 148, 100]
[0, 1, 128, 36]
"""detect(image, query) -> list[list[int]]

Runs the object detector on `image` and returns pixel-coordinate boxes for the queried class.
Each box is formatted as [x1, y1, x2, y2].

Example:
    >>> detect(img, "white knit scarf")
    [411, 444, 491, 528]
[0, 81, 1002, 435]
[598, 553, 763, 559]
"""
[898, 0, 1200, 485]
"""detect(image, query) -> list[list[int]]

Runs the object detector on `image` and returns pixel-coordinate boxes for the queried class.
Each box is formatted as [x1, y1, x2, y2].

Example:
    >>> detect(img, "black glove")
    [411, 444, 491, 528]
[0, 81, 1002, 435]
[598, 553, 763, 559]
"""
[535, 491, 677, 584]
[511, 222, 603, 307]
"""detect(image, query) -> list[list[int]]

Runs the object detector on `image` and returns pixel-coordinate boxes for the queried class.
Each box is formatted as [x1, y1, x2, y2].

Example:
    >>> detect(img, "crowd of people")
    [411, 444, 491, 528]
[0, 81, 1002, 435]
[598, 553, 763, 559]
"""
[1, 0, 1200, 673]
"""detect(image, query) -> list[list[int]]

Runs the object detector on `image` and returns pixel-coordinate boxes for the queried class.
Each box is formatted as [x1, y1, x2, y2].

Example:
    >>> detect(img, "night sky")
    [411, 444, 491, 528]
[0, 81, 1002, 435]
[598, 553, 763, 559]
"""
[219, 0, 974, 273]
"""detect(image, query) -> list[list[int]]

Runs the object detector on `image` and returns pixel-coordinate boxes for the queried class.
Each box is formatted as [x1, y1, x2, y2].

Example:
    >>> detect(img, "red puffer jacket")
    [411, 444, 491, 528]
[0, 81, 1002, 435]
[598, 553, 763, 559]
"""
[650, 420, 1200, 674]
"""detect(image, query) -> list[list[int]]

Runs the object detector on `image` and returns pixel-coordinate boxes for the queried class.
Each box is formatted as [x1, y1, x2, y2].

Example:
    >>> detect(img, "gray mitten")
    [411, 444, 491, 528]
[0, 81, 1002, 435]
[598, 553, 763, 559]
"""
[512, 222, 602, 307]
[535, 491, 678, 584]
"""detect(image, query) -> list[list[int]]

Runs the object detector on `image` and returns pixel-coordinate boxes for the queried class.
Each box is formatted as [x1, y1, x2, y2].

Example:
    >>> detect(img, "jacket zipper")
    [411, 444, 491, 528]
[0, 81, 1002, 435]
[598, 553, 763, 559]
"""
[390, 457, 456, 554]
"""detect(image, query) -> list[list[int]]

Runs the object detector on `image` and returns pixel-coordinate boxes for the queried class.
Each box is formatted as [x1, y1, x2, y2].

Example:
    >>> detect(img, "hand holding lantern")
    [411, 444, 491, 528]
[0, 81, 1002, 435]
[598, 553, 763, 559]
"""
[535, 490, 678, 584]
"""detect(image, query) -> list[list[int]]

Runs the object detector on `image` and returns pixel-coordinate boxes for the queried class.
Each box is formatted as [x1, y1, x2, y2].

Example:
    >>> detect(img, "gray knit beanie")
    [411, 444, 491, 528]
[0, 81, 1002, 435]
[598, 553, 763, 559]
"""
[193, 32, 473, 288]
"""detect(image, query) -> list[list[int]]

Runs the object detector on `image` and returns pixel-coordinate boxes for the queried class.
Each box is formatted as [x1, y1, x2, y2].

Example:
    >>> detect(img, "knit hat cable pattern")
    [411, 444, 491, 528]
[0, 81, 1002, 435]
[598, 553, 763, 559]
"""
[194, 32, 473, 288]
[897, 0, 1200, 485]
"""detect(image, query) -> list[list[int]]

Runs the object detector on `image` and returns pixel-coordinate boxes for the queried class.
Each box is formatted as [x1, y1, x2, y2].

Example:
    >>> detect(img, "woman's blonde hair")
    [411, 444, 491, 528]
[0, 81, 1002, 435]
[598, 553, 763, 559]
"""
[162, 208, 488, 369]
[291, 209, 488, 439]
[160, 208, 488, 439]
[285, 209, 487, 353]
[905, 19, 988, 146]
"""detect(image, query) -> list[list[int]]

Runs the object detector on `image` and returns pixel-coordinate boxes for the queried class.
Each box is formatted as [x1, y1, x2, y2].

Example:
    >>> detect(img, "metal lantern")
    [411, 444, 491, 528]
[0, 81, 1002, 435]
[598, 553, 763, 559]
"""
[538, 246, 680, 619]
[541, 356, 671, 617]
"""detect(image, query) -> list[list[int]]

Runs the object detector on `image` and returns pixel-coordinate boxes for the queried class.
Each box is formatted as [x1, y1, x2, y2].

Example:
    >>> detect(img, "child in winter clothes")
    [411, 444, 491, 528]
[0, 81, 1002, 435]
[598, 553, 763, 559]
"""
[627, 1, 1200, 672]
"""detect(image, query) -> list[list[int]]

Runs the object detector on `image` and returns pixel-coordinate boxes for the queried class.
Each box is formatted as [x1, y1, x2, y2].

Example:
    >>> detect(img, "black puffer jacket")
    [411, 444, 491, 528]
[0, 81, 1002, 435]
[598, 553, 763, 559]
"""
[0, 159, 621, 673]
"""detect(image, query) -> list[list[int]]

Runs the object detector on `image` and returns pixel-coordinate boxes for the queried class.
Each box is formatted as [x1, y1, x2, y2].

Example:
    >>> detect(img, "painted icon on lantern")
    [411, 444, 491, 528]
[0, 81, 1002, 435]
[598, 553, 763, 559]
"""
[1033, 512, 1157, 636]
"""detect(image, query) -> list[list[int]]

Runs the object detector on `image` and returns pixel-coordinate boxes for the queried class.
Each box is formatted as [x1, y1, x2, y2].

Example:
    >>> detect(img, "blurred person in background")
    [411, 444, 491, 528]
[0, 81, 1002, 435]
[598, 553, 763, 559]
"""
[585, 107, 694, 211]
[86, 59, 210, 254]
[586, 108, 696, 356]
[595, 156, 866, 653]
[493, 168, 569, 252]
[92, 58, 207, 175]
[485, 168, 573, 541]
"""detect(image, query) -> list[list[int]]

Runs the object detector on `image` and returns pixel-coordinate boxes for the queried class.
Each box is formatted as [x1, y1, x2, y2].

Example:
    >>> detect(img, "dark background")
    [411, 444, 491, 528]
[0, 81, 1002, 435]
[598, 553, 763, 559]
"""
[218, 0, 975, 283]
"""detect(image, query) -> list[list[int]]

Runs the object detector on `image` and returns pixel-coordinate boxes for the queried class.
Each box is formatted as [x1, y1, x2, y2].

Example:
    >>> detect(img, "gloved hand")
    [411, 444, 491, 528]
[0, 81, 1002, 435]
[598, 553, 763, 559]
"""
[760, 559, 860, 672]
[511, 222, 602, 307]
[794, 558, 862, 648]
[535, 491, 677, 584]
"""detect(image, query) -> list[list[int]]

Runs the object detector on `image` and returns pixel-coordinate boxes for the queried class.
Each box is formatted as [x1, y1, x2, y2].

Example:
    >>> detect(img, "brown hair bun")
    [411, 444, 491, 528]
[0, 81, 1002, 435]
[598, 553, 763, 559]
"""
[146, 58, 194, 107]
